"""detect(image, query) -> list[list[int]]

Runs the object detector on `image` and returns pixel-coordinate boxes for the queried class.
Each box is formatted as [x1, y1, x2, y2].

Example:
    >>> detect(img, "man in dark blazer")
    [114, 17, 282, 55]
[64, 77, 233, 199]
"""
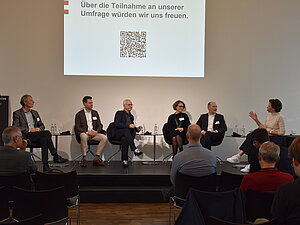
[196, 101, 227, 150]
[75, 96, 107, 167]
[12, 95, 67, 171]
[0, 126, 36, 175]
[113, 99, 143, 167]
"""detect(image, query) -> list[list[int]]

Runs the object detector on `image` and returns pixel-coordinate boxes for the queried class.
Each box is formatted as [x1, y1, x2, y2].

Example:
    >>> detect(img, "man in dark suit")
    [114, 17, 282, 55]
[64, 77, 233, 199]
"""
[196, 101, 227, 150]
[12, 95, 67, 171]
[113, 99, 143, 167]
[0, 126, 36, 175]
[75, 96, 107, 167]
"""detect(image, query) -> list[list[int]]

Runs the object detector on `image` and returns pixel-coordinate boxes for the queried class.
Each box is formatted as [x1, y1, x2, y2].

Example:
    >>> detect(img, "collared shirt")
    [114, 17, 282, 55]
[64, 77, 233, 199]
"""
[170, 143, 217, 185]
[84, 108, 93, 131]
[125, 111, 132, 126]
[207, 114, 215, 131]
[23, 109, 35, 129]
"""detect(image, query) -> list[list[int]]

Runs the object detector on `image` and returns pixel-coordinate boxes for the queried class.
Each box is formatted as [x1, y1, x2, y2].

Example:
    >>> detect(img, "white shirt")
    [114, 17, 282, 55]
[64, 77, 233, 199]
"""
[84, 108, 93, 131]
[207, 114, 215, 131]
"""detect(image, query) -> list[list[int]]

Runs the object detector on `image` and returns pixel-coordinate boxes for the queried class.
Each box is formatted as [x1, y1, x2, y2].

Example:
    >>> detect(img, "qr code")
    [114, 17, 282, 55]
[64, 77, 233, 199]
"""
[120, 31, 146, 58]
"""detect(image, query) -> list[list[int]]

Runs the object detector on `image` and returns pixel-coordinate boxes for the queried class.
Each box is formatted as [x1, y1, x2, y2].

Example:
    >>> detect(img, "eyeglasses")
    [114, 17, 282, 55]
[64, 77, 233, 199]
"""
[178, 105, 184, 108]
[126, 104, 133, 106]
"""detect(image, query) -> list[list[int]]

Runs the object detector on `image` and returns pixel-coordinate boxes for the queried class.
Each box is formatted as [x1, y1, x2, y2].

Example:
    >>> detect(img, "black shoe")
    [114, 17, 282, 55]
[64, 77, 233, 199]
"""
[53, 155, 68, 163]
[43, 164, 50, 171]
[122, 160, 129, 167]
[133, 149, 143, 156]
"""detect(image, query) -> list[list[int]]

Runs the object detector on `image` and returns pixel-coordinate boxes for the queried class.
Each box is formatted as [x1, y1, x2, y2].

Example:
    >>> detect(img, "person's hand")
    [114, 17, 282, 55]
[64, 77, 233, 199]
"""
[201, 130, 206, 135]
[87, 130, 97, 137]
[136, 126, 143, 132]
[129, 124, 135, 129]
[249, 111, 257, 121]
[176, 128, 184, 132]
[20, 139, 27, 151]
[211, 130, 218, 133]
[29, 128, 40, 132]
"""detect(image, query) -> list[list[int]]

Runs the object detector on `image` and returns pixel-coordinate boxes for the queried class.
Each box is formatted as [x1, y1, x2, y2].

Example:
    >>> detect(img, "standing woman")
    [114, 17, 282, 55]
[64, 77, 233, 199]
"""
[163, 100, 191, 157]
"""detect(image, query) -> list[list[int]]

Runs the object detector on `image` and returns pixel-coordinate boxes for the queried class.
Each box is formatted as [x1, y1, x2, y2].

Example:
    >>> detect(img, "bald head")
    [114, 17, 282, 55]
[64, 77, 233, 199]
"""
[187, 124, 202, 143]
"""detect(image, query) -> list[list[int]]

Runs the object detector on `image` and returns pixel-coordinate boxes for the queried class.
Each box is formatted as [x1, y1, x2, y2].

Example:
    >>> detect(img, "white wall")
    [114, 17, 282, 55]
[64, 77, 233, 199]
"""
[1, 0, 300, 160]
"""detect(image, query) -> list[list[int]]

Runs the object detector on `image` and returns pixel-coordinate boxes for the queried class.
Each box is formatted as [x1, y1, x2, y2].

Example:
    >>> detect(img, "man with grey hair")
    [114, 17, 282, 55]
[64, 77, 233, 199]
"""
[13, 94, 67, 171]
[0, 126, 36, 175]
[113, 99, 143, 167]
[170, 124, 216, 185]
[240, 141, 294, 193]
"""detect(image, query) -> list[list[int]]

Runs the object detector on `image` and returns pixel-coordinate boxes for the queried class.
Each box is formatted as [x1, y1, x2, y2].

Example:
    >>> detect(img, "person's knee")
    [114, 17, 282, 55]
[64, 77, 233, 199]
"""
[80, 133, 89, 141]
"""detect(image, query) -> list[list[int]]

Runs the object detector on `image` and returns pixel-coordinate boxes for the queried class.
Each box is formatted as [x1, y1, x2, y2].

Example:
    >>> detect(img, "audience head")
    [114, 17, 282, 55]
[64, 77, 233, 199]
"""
[252, 128, 270, 147]
[123, 99, 133, 112]
[268, 99, 282, 113]
[173, 100, 185, 113]
[288, 136, 300, 177]
[20, 95, 34, 109]
[258, 141, 280, 167]
[208, 101, 217, 114]
[2, 126, 23, 148]
[186, 124, 202, 144]
[82, 96, 93, 111]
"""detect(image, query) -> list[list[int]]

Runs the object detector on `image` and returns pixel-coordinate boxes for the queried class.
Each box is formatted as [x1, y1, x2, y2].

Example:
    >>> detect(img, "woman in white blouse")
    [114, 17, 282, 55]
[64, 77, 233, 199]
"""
[227, 99, 285, 171]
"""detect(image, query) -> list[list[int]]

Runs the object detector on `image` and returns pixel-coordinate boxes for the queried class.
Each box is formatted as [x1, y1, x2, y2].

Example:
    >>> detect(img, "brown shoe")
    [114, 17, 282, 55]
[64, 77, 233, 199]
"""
[93, 158, 105, 166]
[80, 159, 88, 167]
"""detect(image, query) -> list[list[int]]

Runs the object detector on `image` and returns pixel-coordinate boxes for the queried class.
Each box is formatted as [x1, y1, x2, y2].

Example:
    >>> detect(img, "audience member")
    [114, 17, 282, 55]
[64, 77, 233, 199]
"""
[75, 96, 107, 167]
[170, 124, 216, 185]
[196, 101, 227, 150]
[240, 141, 293, 193]
[12, 95, 67, 171]
[0, 126, 36, 175]
[163, 100, 191, 157]
[271, 136, 300, 225]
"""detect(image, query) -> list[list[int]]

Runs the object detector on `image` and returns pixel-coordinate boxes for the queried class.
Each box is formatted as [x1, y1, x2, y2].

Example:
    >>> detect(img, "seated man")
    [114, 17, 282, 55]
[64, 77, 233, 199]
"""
[113, 99, 143, 167]
[75, 96, 107, 167]
[0, 126, 36, 175]
[12, 95, 67, 171]
[242, 128, 293, 174]
[240, 141, 294, 193]
[196, 101, 227, 150]
[170, 124, 217, 185]
[271, 136, 300, 225]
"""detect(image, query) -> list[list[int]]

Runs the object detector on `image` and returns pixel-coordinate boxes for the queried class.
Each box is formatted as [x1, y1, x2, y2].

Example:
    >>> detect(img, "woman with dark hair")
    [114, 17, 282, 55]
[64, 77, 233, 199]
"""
[163, 100, 191, 157]
[227, 99, 285, 172]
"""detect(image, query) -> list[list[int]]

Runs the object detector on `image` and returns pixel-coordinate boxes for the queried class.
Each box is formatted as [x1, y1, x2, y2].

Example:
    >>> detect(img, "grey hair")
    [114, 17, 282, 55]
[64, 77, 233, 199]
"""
[259, 141, 280, 163]
[2, 126, 20, 144]
[123, 99, 132, 106]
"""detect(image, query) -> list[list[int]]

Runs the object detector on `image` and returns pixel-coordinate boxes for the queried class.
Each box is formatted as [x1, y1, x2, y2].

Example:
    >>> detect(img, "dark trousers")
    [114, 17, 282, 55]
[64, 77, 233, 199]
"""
[200, 131, 223, 150]
[114, 129, 136, 161]
[26, 130, 57, 164]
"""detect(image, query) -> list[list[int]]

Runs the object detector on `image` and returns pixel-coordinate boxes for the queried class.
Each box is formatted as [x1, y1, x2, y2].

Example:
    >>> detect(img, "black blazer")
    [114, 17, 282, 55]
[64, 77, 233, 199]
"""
[12, 108, 45, 135]
[74, 109, 104, 141]
[113, 110, 135, 129]
[196, 113, 227, 134]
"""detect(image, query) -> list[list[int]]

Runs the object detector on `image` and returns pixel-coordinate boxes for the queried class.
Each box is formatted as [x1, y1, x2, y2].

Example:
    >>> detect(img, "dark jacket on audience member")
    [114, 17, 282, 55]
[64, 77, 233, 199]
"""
[0, 145, 36, 175]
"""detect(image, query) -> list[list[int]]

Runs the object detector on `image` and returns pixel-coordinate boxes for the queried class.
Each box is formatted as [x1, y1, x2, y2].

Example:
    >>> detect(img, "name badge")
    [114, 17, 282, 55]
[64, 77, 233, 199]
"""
[179, 117, 185, 121]
[37, 118, 40, 122]
[92, 116, 97, 120]
[215, 121, 220, 125]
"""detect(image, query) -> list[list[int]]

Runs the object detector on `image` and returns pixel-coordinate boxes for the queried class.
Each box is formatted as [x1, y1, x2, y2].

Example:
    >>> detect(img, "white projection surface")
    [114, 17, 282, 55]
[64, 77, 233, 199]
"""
[64, 0, 206, 77]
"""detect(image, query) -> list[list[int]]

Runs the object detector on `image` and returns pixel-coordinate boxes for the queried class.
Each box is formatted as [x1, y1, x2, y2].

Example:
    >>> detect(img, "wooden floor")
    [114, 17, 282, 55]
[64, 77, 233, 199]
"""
[69, 203, 174, 225]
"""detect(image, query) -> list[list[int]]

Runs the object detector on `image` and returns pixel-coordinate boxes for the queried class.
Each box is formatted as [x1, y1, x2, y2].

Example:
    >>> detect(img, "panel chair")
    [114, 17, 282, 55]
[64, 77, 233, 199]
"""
[34, 169, 80, 225]
[170, 172, 217, 224]
[2, 214, 43, 225]
[12, 186, 68, 225]
[26, 142, 42, 162]
[106, 122, 132, 164]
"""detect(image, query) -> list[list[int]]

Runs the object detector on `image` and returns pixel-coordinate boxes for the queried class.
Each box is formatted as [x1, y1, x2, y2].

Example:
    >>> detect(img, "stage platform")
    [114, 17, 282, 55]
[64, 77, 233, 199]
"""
[33, 160, 247, 203]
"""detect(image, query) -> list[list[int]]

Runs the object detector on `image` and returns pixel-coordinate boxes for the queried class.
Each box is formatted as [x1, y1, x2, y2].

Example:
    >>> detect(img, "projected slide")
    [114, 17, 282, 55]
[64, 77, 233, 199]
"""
[64, 0, 205, 77]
